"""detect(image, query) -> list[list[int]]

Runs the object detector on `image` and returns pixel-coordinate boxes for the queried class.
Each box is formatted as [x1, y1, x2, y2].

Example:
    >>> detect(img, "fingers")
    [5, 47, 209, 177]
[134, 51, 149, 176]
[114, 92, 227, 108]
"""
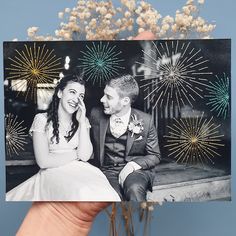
[76, 97, 86, 122]
[76, 202, 111, 220]
[118, 173, 122, 186]
[78, 96, 85, 108]
[17, 202, 111, 236]
[118, 169, 126, 187]
[77, 97, 86, 113]
[119, 164, 135, 187]
[133, 31, 157, 40]
[56, 202, 110, 221]
[119, 169, 126, 186]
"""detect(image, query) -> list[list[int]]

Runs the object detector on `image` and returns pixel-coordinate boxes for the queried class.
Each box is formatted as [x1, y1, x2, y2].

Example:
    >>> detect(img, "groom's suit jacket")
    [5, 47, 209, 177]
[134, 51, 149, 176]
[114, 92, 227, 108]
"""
[89, 107, 161, 170]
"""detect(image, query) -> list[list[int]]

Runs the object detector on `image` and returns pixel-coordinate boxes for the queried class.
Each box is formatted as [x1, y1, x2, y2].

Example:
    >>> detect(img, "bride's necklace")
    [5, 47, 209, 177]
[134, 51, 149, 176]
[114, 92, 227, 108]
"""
[59, 121, 72, 136]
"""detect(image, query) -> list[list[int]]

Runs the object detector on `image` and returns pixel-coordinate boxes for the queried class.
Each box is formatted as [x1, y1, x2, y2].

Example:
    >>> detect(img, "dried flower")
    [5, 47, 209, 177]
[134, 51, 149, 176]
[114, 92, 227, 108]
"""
[58, 12, 64, 19]
[198, 0, 205, 4]
[26, 0, 215, 41]
[65, 8, 71, 13]
[27, 26, 38, 38]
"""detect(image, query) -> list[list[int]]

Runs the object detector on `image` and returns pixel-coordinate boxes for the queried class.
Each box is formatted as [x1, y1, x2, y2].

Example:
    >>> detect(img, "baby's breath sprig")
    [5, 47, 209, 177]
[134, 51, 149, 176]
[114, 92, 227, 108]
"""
[26, 0, 215, 41]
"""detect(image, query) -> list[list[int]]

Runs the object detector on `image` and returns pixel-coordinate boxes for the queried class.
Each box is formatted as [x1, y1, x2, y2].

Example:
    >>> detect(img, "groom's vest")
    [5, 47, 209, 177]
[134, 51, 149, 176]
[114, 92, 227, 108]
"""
[103, 123, 128, 167]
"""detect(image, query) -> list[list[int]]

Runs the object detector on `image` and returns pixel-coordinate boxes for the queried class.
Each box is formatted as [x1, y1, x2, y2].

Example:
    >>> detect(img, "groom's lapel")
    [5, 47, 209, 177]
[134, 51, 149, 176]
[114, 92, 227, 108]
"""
[125, 108, 136, 157]
[99, 115, 109, 165]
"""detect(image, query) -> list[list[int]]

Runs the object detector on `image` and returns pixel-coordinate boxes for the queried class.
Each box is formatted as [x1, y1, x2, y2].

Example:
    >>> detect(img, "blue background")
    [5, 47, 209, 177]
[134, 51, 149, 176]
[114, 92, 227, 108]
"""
[0, 1, 235, 235]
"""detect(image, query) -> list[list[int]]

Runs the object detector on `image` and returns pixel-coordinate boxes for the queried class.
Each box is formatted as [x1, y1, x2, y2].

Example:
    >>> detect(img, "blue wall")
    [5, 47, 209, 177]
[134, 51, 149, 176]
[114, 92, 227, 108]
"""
[0, 1, 235, 235]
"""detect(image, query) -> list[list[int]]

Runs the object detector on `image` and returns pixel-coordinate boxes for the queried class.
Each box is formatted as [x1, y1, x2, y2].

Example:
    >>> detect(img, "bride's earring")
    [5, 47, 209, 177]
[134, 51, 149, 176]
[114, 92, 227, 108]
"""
[57, 90, 62, 99]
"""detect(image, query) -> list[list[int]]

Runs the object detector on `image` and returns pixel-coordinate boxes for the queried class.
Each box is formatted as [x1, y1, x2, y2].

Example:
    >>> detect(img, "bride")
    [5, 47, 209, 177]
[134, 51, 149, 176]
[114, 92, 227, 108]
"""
[6, 73, 120, 201]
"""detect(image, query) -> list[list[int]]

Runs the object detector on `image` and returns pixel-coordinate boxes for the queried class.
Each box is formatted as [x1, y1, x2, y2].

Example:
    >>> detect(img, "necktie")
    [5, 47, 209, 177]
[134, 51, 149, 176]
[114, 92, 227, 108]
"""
[115, 117, 122, 126]
[111, 117, 126, 138]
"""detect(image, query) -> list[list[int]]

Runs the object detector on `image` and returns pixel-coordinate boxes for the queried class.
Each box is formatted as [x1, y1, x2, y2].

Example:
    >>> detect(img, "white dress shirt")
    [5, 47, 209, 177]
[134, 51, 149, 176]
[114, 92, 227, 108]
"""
[109, 108, 131, 138]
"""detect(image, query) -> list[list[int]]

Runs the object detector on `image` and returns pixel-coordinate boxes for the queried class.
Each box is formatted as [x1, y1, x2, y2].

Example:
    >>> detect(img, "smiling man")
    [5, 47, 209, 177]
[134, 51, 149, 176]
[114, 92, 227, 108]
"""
[90, 74, 161, 201]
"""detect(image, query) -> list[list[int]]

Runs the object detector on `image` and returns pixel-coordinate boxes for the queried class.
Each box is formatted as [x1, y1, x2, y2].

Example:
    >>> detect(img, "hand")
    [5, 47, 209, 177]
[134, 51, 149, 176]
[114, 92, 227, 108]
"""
[118, 163, 135, 187]
[17, 30, 156, 236]
[119, 161, 142, 187]
[17, 202, 110, 236]
[119, 163, 134, 187]
[133, 31, 156, 40]
[76, 97, 86, 124]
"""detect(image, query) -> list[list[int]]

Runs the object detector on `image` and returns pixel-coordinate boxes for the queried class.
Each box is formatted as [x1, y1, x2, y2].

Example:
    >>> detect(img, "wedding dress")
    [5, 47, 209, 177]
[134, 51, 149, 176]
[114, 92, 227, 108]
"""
[6, 113, 120, 201]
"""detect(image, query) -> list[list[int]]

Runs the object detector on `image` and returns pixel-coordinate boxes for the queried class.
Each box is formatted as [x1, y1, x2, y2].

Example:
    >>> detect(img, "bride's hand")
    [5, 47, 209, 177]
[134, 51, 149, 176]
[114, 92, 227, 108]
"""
[76, 97, 86, 124]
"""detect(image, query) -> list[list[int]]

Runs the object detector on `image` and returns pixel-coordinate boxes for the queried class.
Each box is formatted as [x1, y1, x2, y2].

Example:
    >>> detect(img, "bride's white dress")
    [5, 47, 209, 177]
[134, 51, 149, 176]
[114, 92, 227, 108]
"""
[6, 113, 120, 201]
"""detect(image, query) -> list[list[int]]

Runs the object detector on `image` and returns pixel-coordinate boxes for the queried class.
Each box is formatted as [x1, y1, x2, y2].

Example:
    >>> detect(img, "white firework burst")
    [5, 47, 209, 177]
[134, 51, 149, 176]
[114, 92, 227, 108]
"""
[136, 41, 213, 110]
[77, 42, 125, 86]
[5, 113, 28, 157]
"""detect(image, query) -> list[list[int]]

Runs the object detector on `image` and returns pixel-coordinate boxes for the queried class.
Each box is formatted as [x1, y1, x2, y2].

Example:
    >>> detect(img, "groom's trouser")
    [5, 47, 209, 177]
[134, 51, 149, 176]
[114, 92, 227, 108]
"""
[101, 166, 152, 201]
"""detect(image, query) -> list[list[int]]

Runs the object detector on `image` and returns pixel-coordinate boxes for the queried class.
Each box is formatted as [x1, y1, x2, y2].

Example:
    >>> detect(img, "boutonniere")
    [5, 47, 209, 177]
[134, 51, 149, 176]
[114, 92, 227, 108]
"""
[128, 114, 144, 137]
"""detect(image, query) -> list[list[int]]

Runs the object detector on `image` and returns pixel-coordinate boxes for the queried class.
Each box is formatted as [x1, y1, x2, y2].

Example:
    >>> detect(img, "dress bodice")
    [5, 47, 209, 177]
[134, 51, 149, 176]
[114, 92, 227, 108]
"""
[29, 113, 79, 153]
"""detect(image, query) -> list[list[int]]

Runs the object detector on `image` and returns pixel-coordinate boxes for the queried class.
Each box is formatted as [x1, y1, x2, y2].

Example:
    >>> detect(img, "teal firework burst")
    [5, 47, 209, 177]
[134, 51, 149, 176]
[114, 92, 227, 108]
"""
[205, 73, 230, 119]
[78, 42, 125, 86]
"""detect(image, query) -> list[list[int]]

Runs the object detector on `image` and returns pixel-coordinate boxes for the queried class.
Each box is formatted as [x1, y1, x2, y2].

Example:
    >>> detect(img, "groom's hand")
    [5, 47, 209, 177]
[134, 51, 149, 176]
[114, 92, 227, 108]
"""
[119, 162, 142, 187]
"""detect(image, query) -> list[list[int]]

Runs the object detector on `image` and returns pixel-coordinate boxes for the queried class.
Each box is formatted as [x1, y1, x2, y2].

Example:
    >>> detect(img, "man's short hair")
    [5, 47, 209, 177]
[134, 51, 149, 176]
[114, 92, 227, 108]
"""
[107, 74, 139, 104]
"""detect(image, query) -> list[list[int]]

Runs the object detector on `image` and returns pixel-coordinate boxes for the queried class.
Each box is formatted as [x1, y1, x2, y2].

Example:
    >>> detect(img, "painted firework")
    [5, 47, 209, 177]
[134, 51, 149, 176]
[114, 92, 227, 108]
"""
[136, 40, 213, 110]
[5, 113, 28, 157]
[77, 41, 125, 86]
[5, 43, 63, 102]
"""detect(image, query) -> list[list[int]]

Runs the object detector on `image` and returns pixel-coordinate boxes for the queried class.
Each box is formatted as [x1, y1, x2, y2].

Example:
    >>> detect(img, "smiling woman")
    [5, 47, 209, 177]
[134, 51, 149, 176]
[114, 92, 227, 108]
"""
[6, 72, 120, 201]
[57, 81, 85, 123]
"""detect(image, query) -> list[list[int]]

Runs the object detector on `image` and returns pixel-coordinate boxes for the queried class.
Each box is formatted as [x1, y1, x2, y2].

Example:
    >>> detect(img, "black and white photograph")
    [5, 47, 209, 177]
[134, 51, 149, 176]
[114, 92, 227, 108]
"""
[4, 39, 231, 202]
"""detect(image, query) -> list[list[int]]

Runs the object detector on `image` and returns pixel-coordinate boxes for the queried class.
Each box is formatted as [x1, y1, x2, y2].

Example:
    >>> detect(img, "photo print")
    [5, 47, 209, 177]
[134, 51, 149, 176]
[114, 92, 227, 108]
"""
[4, 39, 231, 201]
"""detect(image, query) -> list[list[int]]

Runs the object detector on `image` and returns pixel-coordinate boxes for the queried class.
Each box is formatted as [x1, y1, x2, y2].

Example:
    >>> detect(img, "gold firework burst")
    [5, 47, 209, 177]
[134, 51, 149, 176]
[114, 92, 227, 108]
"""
[136, 41, 212, 110]
[164, 112, 224, 165]
[5, 113, 28, 157]
[6, 43, 63, 102]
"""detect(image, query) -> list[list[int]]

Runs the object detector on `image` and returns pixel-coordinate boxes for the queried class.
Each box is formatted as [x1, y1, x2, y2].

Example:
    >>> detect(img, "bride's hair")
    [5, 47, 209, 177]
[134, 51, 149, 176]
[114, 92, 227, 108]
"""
[47, 73, 85, 144]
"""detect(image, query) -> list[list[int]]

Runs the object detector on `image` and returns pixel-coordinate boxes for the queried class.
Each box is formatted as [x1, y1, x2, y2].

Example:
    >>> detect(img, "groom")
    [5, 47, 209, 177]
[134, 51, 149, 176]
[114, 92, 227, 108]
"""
[90, 74, 161, 201]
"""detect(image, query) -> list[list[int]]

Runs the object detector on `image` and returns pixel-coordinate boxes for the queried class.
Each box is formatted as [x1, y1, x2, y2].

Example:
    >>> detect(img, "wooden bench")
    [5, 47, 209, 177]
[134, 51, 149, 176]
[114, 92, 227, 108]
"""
[147, 161, 230, 202]
[6, 159, 39, 192]
[6, 158, 231, 201]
